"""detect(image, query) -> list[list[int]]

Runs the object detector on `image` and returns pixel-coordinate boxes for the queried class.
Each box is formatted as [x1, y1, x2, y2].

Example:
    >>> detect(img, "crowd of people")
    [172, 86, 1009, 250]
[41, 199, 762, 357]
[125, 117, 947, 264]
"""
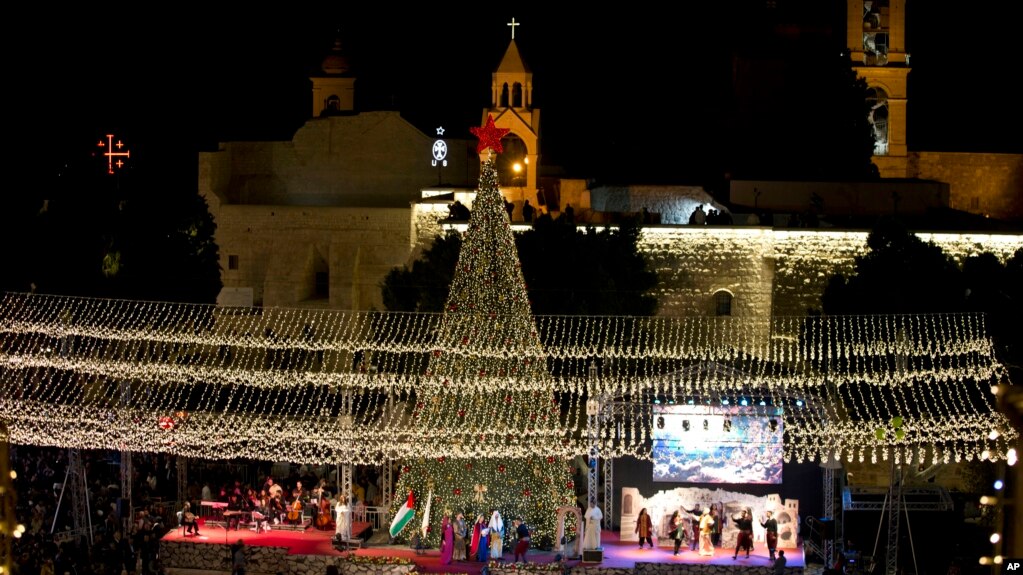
[8, 446, 178, 575]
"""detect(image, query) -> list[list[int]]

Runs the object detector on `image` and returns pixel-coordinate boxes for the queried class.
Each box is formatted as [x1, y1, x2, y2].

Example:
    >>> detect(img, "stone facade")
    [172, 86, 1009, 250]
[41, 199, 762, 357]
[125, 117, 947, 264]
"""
[213, 200, 1023, 318]
[910, 151, 1023, 222]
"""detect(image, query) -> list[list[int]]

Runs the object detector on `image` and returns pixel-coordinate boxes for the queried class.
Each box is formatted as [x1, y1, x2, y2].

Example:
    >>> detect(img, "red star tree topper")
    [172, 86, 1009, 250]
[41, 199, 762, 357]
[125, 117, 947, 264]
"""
[470, 114, 510, 154]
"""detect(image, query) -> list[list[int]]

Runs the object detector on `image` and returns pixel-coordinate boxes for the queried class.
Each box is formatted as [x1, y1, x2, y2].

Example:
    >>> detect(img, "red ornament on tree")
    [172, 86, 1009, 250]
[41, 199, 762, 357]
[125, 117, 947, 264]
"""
[547, 456, 556, 464]
[470, 115, 511, 154]
[522, 489, 532, 497]
[498, 465, 506, 473]
[454, 488, 462, 496]
[567, 480, 574, 489]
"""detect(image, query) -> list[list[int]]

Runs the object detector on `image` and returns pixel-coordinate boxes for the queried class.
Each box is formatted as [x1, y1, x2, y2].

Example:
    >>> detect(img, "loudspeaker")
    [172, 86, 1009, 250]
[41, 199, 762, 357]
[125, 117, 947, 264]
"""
[117, 498, 130, 519]
[582, 549, 603, 563]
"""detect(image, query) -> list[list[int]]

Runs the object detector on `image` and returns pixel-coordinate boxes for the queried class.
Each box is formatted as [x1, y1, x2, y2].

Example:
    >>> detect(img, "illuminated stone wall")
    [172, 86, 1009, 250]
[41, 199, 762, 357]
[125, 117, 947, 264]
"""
[911, 151, 1023, 222]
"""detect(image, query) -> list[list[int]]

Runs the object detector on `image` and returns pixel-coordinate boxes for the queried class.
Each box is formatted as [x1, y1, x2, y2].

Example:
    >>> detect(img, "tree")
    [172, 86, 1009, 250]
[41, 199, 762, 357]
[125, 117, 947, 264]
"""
[5, 141, 221, 304]
[382, 214, 658, 317]
[821, 218, 1022, 377]
[820, 218, 965, 315]
[729, 51, 877, 182]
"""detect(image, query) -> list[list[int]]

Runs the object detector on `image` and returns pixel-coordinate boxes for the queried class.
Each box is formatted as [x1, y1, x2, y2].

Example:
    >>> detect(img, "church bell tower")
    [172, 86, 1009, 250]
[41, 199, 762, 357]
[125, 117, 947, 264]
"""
[310, 32, 356, 117]
[847, 0, 911, 178]
[484, 19, 541, 196]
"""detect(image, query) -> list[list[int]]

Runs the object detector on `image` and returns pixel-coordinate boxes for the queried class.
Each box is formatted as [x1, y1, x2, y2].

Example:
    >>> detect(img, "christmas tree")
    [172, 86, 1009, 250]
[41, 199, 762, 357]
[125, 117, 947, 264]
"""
[389, 117, 577, 548]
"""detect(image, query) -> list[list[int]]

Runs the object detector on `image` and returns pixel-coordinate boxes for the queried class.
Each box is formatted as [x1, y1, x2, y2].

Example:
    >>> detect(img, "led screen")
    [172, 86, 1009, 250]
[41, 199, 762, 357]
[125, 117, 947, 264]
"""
[651, 405, 784, 484]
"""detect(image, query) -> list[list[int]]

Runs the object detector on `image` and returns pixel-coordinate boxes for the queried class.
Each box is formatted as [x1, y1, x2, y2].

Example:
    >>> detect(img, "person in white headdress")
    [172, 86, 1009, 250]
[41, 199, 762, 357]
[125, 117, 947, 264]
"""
[334, 494, 351, 540]
[698, 507, 715, 556]
[583, 500, 603, 550]
[488, 509, 504, 559]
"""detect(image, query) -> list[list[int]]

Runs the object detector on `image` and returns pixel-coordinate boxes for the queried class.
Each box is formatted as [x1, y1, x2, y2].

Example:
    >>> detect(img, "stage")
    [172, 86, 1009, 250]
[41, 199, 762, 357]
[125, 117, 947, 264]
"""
[160, 519, 810, 574]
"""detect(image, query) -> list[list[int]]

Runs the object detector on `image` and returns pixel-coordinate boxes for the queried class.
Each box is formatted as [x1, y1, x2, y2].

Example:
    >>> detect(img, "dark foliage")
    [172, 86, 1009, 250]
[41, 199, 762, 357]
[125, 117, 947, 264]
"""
[381, 216, 658, 317]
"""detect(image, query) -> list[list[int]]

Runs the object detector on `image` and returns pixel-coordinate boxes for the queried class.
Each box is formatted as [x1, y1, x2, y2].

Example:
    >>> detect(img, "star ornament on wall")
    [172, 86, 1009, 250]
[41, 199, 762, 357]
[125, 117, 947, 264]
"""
[470, 115, 510, 154]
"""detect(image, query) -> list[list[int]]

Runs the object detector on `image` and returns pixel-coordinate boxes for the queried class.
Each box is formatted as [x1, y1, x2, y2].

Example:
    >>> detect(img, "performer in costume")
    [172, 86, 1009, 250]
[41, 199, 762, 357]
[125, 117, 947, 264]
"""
[513, 518, 531, 563]
[635, 508, 653, 549]
[698, 507, 715, 556]
[439, 513, 454, 565]
[470, 515, 484, 559]
[732, 508, 754, 559]
[334, 495, 351, 540]
[453, 512, 467, 561]
[669, 510, 685, 555]
[760, 510, 779, 561]
[478, 527, 491, 563]
[488, 509, 504, 559]
[583, 500, 603, 550]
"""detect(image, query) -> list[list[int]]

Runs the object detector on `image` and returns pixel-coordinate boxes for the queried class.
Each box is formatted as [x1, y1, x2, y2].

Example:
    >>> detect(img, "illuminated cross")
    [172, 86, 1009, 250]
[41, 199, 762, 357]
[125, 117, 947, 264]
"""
[97, 134, 130, 175]
[507, 17, 520, 40]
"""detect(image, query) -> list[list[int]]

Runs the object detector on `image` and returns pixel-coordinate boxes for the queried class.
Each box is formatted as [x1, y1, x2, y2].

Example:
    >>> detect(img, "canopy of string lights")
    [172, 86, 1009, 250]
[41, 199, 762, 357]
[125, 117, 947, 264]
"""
[0, 292, 1014, 465]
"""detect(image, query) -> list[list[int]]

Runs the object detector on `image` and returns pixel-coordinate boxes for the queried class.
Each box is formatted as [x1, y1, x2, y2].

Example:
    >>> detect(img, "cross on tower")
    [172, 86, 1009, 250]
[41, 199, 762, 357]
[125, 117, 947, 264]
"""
[97, 134, 130, 175]
[507, 17, 520, 40]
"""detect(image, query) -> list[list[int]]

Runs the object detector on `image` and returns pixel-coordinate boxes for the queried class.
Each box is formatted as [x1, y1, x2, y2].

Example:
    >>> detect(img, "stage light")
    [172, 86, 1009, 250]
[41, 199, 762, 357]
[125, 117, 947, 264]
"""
[687, 399, 695, 405]
[654, 399, 661, 405]
[722, 399, 730, 405]
[703, 420, 709, 431]
[657, 416, 665, 429]
[683, 420, 690, 431]
[723, 420, 732, 432]
[769, 419, 778, 432]
[993, 480, 1004, 490]
[759, 400, 766, 406]
[796, 400, 804, 407]
[740, 398, 748, 406]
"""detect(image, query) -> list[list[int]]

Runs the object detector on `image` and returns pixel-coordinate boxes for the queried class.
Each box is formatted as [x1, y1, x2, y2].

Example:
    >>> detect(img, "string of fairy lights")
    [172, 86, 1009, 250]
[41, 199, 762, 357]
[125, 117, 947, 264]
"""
[0, 128, 1016, 468]
[0, 289, 1014, 465]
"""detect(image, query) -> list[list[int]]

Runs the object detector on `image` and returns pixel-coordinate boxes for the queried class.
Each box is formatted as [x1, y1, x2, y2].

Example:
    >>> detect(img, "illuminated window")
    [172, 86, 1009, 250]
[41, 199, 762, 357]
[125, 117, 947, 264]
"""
[714, 290, 733, 316]
[228, 255, 239, 270]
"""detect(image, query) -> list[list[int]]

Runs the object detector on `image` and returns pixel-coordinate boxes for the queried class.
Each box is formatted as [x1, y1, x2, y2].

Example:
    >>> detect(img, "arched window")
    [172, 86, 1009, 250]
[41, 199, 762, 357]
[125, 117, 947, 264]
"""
[714, 290, 733, 317]
[500, 83, 510, 108]
[326, 95, 340, 111]
[512, 83, 523, 107]
[867, 86, 889, 155]
[623, 494, 634, 515]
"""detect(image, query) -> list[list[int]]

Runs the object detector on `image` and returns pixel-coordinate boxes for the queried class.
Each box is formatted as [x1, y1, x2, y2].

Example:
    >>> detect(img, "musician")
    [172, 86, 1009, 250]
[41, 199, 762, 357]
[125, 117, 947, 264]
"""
[269, 494, 286, 525]
[265, 477, 284, 500]
[286, 491, 304, 525]
[181, 502, 200, 536]
[226, 493, 245, 530]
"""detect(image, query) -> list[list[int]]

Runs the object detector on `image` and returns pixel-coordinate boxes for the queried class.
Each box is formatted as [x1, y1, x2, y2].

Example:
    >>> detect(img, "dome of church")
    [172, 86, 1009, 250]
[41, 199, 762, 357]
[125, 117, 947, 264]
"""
[321, 38, 350, 75]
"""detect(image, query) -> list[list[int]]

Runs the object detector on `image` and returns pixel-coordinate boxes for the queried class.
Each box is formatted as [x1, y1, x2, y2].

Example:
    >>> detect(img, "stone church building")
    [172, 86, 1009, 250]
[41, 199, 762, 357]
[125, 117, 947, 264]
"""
[200, 6, 1022, 319]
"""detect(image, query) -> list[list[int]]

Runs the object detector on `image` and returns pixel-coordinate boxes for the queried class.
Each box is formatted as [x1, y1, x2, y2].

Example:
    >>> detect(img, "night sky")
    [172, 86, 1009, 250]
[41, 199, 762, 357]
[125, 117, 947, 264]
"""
[15, 2, 1021, 192]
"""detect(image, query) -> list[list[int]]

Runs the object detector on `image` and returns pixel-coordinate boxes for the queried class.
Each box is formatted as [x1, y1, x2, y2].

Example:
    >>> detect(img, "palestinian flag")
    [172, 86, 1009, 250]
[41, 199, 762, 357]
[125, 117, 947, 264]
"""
[389, 491, 416, 537]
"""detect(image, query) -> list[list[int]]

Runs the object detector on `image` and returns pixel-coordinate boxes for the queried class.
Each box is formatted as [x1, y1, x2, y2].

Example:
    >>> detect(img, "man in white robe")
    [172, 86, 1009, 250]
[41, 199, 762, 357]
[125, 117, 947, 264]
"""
[583, 502, 603, 550]
[488, 509, 504, 559]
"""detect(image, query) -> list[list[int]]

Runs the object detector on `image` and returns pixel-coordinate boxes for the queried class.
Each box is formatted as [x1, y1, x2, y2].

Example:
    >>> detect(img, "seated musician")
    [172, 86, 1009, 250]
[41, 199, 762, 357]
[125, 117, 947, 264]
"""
[269, 494, 286, 525]
[181, 502, 200, 536]
[226, 493, 244, 530]
[286, 490, 304, 525]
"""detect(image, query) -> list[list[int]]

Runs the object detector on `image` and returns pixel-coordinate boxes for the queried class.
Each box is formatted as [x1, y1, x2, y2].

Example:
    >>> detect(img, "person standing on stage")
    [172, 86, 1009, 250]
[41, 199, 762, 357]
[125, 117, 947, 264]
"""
[488, 509, 505, 560]
[698, 507, 715, 556]
[583, 500, 603, 550]
[334, 495, 351, 540]
[669, 510, 686, 555]
[470, 515, 485, 560]
[761, 510, 779, 561]
[635, 508, 654, 549]
[453, 512, 467, 561]
[439, 513, 454, 565]
[732, 508, 754, 559]
[478, 526, 491, 563]
[512, 517, 531, 563]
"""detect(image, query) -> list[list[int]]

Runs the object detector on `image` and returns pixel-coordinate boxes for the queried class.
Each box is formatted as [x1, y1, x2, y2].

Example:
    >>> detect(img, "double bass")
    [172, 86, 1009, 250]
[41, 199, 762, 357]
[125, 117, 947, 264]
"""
[316, 497, 332, 529]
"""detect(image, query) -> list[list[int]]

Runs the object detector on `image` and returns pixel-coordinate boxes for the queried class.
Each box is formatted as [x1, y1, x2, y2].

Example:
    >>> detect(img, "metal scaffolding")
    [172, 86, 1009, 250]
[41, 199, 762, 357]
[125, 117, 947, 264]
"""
[1, 423, 16, 575]
[51, 449, 93, 546]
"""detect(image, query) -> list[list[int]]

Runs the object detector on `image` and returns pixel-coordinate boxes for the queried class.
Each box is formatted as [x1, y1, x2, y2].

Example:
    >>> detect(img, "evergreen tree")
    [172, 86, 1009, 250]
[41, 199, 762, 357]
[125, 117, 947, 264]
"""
[389, 151, 575, 549]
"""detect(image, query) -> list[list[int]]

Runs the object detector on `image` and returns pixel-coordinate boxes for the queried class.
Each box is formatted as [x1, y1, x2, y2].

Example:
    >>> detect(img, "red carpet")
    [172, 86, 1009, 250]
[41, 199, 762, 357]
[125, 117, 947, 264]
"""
[163, 520, 804, 574]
